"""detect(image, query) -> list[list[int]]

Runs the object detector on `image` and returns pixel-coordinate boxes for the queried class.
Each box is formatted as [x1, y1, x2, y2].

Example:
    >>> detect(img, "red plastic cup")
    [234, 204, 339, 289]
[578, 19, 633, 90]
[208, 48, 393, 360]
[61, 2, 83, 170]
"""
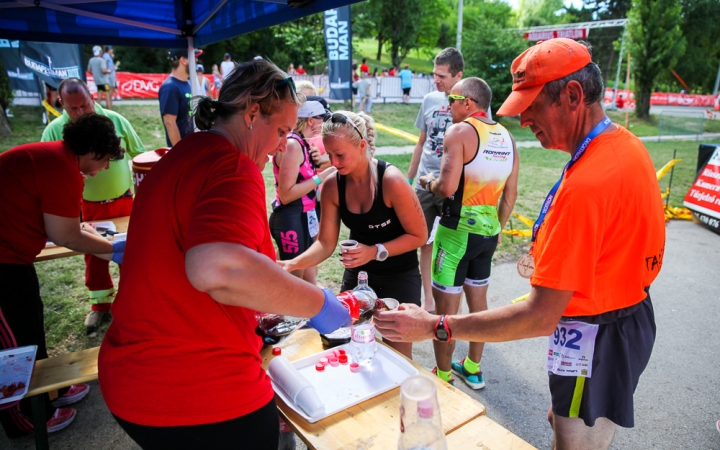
[272, 347, 281, 356]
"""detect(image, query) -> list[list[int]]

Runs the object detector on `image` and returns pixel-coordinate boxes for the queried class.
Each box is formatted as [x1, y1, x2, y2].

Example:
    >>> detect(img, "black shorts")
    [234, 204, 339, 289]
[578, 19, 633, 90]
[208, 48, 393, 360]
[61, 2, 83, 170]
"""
[431, 227, 498, 293]
[341, 267, 421, 307]
[403, 87, 411, 95]
[269, 204, 315, 261]
[550, 295, 656, 428]
[96, 84, 110, 92]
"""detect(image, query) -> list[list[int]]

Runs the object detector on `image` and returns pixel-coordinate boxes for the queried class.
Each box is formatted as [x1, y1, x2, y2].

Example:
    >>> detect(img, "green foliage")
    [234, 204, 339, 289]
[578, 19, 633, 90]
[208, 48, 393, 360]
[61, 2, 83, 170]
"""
[517, 0, 568, 27]
[655, 0, 720, 94]
[627, 0, 686, 118]
[0, 57, 13, 111]
[463, 15, 529, 114]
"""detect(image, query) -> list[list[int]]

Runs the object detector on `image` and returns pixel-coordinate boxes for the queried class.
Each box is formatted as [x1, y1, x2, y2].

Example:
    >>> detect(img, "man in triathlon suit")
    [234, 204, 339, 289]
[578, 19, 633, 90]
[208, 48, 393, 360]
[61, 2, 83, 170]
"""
[406, 47, 465, 314]
[376, 39, 666, 449]
[419, 78, 519, 387]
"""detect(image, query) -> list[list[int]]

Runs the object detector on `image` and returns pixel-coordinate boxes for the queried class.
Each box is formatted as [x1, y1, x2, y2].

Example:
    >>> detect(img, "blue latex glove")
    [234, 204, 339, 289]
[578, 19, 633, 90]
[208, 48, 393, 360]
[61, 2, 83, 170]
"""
[307, 288, 352, 335]
[111, 240, 126, 265]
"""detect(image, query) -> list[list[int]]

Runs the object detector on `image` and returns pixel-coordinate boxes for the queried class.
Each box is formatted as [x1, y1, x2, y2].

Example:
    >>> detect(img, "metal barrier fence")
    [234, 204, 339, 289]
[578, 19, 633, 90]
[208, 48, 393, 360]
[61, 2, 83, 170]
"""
[658, 111, 705, 141]
[290, 74, 437, 103]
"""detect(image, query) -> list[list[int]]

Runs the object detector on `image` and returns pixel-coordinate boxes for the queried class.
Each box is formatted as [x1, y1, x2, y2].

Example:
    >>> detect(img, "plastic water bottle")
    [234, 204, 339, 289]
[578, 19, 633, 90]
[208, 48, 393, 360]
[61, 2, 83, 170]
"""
[353, 271, 377, 299]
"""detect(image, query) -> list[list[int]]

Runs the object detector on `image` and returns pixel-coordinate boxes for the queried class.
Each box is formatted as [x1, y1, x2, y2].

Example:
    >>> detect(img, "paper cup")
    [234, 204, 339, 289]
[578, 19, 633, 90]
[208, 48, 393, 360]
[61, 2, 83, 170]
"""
[381, 298, 399, 311]
[339, 239, 358, 252]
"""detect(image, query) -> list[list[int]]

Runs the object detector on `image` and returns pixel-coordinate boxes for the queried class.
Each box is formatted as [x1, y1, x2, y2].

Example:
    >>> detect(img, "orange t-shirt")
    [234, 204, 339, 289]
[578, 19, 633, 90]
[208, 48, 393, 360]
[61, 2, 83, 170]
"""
[530, 125, 666, 316]
[99, 133, 276, 427]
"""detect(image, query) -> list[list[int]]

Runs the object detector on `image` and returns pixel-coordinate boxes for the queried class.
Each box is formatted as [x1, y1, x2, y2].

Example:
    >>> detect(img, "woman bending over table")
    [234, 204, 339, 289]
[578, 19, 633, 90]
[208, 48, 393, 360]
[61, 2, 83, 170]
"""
[0, 115, 124, 438]
[279, 111, 427, 359]
[98, 59, 350, 450]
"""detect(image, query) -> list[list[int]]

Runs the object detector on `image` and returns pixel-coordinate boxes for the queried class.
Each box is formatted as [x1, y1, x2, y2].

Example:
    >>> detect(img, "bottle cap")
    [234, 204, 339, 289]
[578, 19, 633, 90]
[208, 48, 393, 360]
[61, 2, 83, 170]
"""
[358, 271, 368, 281]
[319, 357, 329, 365]
[315, 363, 325, 371]
[329, 358, 339, 366]
[418, 399, 434, 419]
[338, 354, 348, 364]
[349, 362, 360, 372]
[338, 349, 346, 355]
[272, 347, 281, 356]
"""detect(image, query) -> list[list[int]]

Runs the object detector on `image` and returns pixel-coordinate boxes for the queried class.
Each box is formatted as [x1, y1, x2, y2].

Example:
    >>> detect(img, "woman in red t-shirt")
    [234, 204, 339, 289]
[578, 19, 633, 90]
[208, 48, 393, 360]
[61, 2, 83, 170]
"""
[98, 59, 350, 449]
[0, 114, 125, 438]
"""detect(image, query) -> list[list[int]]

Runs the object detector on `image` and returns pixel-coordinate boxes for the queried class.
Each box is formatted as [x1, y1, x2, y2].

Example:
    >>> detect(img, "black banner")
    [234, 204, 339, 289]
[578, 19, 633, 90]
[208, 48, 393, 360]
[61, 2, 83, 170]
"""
[0, 39, 84, 105]
[324, 7, 352, 101]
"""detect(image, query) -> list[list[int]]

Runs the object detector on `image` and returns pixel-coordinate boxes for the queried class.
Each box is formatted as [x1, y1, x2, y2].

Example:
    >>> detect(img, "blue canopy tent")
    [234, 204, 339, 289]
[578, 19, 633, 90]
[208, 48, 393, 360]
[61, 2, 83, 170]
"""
[0, 0, 361, 93]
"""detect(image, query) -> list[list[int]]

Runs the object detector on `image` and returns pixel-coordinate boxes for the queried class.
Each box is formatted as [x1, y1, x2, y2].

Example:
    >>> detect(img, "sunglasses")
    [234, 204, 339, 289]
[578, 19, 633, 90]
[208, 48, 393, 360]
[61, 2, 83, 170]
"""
[448, 94, 479, 106]
[327, 112, 364, 141]
[275, 76, 296, 93]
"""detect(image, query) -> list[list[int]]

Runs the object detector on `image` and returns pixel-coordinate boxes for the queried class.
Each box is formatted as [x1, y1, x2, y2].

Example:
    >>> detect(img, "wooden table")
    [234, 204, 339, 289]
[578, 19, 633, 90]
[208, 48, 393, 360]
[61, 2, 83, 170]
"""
[260, 329, 535, 450]
[35, 216, 130, 262]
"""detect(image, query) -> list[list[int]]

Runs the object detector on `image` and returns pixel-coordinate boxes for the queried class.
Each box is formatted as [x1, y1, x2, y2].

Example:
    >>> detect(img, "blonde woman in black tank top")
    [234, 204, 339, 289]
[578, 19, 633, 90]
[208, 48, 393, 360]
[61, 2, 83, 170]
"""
[278, 111, 427, 359]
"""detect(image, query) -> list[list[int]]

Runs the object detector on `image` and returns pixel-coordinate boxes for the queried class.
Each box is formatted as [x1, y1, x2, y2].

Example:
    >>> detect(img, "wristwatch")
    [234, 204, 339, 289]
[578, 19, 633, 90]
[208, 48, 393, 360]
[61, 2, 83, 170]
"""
[434, 315, 452, 342]
[375, 243, 389, 261]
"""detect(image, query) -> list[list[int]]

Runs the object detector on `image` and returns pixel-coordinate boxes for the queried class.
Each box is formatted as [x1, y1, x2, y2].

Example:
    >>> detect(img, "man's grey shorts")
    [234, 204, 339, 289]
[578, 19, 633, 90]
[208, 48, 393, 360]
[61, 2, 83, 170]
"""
[415, 188, 443, 237]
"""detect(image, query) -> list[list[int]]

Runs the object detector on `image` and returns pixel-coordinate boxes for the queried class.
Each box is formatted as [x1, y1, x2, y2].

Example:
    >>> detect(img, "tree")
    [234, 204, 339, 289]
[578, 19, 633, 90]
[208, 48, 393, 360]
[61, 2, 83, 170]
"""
[463, 15, 529, 114]
[0, 58, 12, 136]
[626, 0, 685, 118]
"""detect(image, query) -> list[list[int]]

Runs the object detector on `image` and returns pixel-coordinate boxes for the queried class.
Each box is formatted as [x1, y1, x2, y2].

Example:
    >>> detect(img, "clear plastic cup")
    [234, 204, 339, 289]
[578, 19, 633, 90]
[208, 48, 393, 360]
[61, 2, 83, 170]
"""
[397, 375, 447, 450]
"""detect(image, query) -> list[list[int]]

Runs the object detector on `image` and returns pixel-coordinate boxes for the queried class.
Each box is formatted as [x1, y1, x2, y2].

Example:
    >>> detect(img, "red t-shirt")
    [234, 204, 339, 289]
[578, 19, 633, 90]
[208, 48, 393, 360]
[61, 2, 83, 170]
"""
[360, 63, 369, 74]
[99, 132, 276, 427]
[531, 126, 666, 316]
[0, 141, 83, 265]
[295, 68, 306, 75]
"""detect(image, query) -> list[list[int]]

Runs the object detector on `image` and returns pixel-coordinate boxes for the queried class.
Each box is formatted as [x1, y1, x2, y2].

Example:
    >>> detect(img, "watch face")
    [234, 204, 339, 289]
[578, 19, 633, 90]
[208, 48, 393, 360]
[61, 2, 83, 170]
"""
[436, 329, 448, 341]
[376, 246, 389, 261]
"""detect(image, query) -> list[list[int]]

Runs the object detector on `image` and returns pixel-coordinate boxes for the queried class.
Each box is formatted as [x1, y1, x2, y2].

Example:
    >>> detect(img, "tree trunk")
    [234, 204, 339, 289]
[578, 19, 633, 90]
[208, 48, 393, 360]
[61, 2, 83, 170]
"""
[635, 84, 652, 119]
[391, 42, 400, 69]
[0, 109, 11, 136]
[604, 46, 615, 87]
[376, 33, 384, 61]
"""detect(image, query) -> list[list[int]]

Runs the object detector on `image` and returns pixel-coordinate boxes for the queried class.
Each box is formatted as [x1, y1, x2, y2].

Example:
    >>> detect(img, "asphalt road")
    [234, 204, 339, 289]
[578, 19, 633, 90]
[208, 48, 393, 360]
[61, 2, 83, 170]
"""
[2, 220, 719, 449]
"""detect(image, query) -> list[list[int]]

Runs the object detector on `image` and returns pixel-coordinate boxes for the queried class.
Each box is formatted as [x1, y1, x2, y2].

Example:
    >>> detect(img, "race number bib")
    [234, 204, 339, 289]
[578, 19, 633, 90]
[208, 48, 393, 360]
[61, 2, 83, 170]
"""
[307, 209, 319, 238]
[547, 319, 599, 378]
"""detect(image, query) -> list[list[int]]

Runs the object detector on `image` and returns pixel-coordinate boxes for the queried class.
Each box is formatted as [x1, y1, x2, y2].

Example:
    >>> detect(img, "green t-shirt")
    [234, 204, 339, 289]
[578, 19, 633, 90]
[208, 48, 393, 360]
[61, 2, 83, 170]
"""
[41, 104, 147, 201]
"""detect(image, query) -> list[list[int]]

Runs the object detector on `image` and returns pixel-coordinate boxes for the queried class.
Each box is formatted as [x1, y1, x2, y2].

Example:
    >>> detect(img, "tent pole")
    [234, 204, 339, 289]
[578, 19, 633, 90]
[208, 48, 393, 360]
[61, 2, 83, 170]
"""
[188, 37, 199, 97]
[611, 27, 626, 112]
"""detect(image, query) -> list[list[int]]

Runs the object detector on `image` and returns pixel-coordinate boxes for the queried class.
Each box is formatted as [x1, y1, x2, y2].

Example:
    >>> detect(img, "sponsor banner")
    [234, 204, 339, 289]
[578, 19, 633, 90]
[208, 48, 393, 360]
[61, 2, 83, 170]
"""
[0, 39, 83, 102]
[324, 6, 352, 101]
[524, 28, 588, 41]
[603, 88, 718, 108]
[684, 145, 720, 235]
[87, 72, 215, 99]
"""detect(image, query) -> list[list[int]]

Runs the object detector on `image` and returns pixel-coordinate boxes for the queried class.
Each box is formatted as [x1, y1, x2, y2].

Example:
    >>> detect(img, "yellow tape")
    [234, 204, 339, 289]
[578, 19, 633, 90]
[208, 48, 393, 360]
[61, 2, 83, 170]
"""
[42, 99, 62, 119]
[511, 293, 530, 304]
[375, 122, 420, 143]
[502, 229, 532, 237]
[656, 158, 682, 180]
[512, 212, 535, 228]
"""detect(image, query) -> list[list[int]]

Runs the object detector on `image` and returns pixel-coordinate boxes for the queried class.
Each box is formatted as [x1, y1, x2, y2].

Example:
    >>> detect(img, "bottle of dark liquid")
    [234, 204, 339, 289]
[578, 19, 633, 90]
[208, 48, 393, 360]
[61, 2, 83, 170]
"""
[255, 314, 305, 347]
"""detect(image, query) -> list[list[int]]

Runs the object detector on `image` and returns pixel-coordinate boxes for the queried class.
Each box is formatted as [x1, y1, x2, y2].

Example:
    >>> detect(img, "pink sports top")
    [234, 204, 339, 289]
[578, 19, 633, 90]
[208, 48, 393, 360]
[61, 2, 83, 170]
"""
[272, 131, 317, 213]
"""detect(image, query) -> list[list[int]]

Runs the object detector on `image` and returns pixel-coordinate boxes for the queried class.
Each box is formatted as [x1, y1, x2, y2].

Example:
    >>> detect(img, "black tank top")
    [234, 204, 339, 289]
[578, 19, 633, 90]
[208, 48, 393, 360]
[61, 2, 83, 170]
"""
[338, 160, 418, 273]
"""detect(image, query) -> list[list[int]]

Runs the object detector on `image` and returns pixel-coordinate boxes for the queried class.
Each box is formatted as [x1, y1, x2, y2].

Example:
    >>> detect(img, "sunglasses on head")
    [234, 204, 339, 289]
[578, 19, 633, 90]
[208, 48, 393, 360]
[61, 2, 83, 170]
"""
[327, 112, 364, 141]
[448, 94, 479, 106]
[275, 76, 296, 93]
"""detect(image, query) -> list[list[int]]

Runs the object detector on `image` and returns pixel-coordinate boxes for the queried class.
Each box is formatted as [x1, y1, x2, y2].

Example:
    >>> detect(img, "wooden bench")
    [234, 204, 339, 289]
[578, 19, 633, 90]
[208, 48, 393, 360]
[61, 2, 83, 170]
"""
[26, 347, 100, 450]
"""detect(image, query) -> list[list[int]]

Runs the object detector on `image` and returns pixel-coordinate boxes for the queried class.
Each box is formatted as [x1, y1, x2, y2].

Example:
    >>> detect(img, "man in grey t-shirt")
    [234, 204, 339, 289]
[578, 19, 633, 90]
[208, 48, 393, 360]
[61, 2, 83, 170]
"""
[407, 47, 464, 313]
[88, 45, 112, 110]
[353, 72, 373, 113]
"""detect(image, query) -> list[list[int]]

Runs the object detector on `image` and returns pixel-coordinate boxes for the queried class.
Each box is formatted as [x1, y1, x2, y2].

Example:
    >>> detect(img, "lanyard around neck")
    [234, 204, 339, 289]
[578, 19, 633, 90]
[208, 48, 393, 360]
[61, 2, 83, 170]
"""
[531, 116, 612, 243]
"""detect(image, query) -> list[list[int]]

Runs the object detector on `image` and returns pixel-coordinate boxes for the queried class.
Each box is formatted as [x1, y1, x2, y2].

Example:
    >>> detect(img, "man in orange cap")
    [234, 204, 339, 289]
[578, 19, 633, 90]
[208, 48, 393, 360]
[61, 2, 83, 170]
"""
[375, 39, 666, 449]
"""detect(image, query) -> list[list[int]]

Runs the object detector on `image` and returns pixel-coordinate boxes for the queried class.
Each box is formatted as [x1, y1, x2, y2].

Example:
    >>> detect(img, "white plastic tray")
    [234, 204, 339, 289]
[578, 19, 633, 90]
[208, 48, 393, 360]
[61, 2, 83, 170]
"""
[0, 345, 37, 405]
[269, 342, 418, 423]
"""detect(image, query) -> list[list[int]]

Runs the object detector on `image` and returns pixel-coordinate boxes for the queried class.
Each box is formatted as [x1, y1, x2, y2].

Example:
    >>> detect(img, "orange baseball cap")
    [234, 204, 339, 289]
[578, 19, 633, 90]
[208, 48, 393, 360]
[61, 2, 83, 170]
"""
[497, 38, 592, 116]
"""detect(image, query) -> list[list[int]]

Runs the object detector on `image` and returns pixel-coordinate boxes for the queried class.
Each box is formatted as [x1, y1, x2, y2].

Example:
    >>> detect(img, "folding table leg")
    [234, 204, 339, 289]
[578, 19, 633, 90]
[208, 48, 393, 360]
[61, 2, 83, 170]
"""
[31, 395, 50, 450]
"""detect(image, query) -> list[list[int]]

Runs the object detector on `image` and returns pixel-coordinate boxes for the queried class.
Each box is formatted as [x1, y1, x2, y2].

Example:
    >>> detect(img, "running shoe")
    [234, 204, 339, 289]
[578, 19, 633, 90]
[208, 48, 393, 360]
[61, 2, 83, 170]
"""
[431, 366, 455, 386]
[51, 383, 89, 407]
[451, 358, 485, 390]
[47, 408, 76, 433]
[716, 420, 720, 435]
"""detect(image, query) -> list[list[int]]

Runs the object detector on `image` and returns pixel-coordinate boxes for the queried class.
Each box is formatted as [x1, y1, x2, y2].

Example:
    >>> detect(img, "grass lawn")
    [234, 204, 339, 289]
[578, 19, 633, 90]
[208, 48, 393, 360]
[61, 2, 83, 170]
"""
[4, 104, 718, 353]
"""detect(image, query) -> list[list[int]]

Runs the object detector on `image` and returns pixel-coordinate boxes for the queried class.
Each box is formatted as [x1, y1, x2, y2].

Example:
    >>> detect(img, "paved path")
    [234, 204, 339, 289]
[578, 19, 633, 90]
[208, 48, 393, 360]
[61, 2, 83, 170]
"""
[2, 221, 719, 449]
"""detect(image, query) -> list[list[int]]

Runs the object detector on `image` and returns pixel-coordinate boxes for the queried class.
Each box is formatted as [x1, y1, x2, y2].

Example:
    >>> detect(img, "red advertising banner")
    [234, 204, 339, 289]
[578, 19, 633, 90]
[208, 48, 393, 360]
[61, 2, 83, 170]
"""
[603, 88, 719, 108]
[524, 29, 588, 41]
[87, 72, 216, 99]
[684, 146, 720, 232]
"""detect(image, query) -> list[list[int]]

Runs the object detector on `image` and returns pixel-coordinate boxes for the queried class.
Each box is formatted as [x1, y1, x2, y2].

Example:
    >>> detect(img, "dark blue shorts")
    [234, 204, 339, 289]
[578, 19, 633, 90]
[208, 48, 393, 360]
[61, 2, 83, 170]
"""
[549, 294, 656, 428]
